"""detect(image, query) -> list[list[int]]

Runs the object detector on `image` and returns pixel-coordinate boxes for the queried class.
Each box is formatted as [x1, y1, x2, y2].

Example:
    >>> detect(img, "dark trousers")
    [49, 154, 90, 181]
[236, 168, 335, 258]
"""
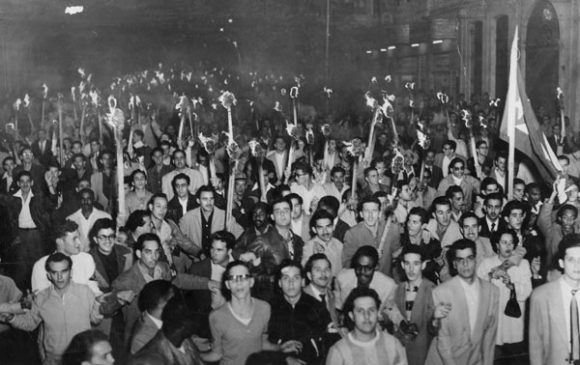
[7, 228, 44, 291]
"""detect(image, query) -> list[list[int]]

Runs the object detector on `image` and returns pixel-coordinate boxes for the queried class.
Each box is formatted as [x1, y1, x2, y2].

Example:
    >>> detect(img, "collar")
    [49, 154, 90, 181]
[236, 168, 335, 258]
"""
[13, 189, 34, 199]
[347, 329, 381, 347]
[146, 312, 163, 329]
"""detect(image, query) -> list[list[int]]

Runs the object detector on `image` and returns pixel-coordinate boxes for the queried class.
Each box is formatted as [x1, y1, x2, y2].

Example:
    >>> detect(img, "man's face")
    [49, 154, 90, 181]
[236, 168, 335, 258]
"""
[174, 178, 189, 199]
[210, 239, 230, 266]
[21, 149, 33, 164]
[173, 152, 186, 169]
[3, 159, 14, 174]
[560, 158, 570, 175]
[527, 187, 542, 205]
[484, 184, 499, 195]
[17, 175, 33, 193]
[272, 201, 292, 227]
[434, 203, 451, 228]
[354, 255, 375, 287]
[485, 198, 502, 221]
[60, 230, 82, 255]
[133, 172, 147, 190]
[274, 138, 286, 152]
[290, 198, 302, 219]
[406, 214, 423, 236]
[477, 143, 489, 157]
[150, 197, 167, 220]
[137, 240, 161, 270]
[560, 247, 580, 282]
[451, 162, 465, 179]
[198, 191, 215, 213]
[505, 209, 525, 231]
[402, 252, 424, 282]
[461, 217, 480, 241]
[234, 179, 247, 195]
[80, 191, 94, 211]
[442, 144, 454, 157]
[559, 208, 577, 231]
[399, 184, 412, 202]
[295, 169, 309, 186]
[331, 171, 345, 187]
[349, 296, 378, 336]
[453, 247, 476, 280]
[225, 264, 254, 299]
[425, 152, 435, 165]
[513, 184, 525, 201]
[47, 260, 72, 291]
[360, 202, 380, 227]
[497, 233, 515, 259]
[314, 218, 334, 243]
[95, 228, 116, 256]
[72, 143, 82, 154]
[90, 141, 101, 154]
[100, 153, 113, 169]
[365, 169, 379, 185]
[252, 206, 268, 230]
[307, 259, 331, 290]
[279, 266, 303, 300]
[73, 156, 86, 170]
[152, 151, 164, 167]
[90, 340, 115, 365]
[496, 157, 506, 172]
[450, 192, 465, 213]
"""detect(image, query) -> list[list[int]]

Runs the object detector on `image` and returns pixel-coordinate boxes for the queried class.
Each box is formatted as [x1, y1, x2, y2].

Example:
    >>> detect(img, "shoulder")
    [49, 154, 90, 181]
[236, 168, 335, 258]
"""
[531, 280, 559, 301]
[114, 244, 133, 256]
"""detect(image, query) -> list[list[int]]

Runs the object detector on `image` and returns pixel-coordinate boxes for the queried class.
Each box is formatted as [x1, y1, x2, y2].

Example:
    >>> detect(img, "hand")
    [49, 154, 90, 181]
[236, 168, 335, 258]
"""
[434, 302, 452, 319]
[208, 280, 221, 292]
[531, 257, 541, 276]
[502, 276, 514, 290]
[239, 252, 257, 263]
[0, 313, 14, 323]
[116, 290, 136, 304]
[280, 340, 302, 354]
[20, 290, 34, 310]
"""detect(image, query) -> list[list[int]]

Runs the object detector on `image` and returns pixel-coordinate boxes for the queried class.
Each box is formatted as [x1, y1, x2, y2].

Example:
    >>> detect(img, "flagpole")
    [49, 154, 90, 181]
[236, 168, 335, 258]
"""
[507, 27, 519, 201]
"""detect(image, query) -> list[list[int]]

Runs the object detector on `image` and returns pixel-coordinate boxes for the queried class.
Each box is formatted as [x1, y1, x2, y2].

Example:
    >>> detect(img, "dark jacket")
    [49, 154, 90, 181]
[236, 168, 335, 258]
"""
[89, 244, 133, 292]
[166, 194, 197, 224]
[129, 331, 202, 365]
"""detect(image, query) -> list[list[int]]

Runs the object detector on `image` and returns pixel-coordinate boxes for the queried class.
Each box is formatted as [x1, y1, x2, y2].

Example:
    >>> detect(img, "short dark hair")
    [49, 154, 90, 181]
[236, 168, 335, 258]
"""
[221, 260, 252, 301]
[138, 280, 175, 313]
[293, 162, 312, 175]
[317, 196, 340, 218]
[400, 244, 425, 261]
[45, 252, 72, 272]
[54, 220, 80, 241]
[271, 196, 293, 212]
[276, 259, 303, 286]
[130, 169, 147, 182]
[16, 170, 32, 181]
[443, 140, 456, 151]
[407, 207, 430, 225]
[351, 245, 379, 268]
[330, 166, 346, 177]
[502, 200, 526, 219]
[513, 178, 525, 187]
[286, 193, 303, 206]
[148, 193, 168, 208]
[459, 212, 479, 227]
[125, 210, 150, 233]
[196, 185, 215, 198]
[431, 196, 452, 214]
[78, 188, 95, 201]
[304, 253, 331, 274]
[558, 204, 579, 220]
[484, 192, 503, 206]
[309, 209, 334, 232]
[343, 287, 381, 330]
[135, 233, 161, 253]
[446, 239, 476, 276]
[557, 234, 580, 262]
[211, 230, 236, 250]
[445, 185, 463, 199]
[480, 177, 499, 192]
[490, 228, 519, 248]
[358, 196, 381, 212]
[476, 140, 488, 149]
[89, 218, 116, 249]
[62, 330, 109, 365]
[364, 167, 377, 178]
[172, 173, 190, 188]
[449, 157, 464, 172]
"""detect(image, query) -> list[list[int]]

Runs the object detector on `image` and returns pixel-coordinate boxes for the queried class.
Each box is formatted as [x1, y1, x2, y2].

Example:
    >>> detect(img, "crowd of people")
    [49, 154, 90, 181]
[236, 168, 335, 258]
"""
[0, 59, 578, 365]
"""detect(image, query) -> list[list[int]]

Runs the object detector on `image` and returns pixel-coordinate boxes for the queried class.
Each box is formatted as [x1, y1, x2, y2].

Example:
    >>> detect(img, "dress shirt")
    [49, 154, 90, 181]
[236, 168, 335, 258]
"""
[560, 277, 580, 346]
[274, 152, 286, 180]
[486, 217, 499, 233]
[442, 156, 451, 177]
[459, 278, 480, 337]
[146, 312, 163, 330]
[14, 189, 36, 229]
[210, 261, 226, 283]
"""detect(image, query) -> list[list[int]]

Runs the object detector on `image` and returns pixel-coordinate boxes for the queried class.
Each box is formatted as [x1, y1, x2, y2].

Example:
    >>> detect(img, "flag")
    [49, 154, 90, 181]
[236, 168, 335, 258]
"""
[500, 26, 561, 182]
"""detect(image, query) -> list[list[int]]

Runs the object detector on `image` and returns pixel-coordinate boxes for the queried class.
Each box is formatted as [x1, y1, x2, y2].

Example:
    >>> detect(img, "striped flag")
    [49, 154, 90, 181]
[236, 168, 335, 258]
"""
[499, 27, 561, 183]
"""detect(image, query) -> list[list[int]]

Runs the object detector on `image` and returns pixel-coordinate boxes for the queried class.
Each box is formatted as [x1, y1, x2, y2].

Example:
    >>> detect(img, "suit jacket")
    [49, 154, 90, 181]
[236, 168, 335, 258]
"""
[394, 279, 436, 365]
[2, 191, 56, 234]
[130, 312, 160, 354]
[436, 174, 480, 211]
[31, 139, 54, 166]
[425, 276, 499, 365]
[529, 280, 571, 365]
[478, 217, 506, 238]
[166, 194, 197, 224]
[186, 259, 212, 314]
[179, 207, 243, 254]
[89, 245, 133, 292]
[129, 331, 202, 365]
[303, 284, 339, 327]
[0, 176, 18, 196]
[423, 165, 443, 188]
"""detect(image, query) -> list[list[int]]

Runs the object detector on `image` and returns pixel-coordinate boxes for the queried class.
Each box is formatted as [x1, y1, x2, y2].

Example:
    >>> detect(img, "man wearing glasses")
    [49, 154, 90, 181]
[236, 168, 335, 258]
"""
[425, 238, 499, 365]
[290, 162, 326, 215]
[437, 157, 480, 211]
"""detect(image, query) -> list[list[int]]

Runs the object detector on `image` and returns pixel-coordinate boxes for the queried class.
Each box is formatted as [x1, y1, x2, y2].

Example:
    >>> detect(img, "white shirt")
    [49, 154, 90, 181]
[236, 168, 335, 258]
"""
[442, 155, 452, 177]
[31, 252, 100, 294]
[290, 182, 327, 214]
[459, 277, 480, 337]
[178, 197, 189, 217]
[486, 217, 499, 233]
[323, 182, 349, 203]
[14, 189, 36, 229]
[210, 261, 226, 283]
[560, 277, 580, 347]
[274, 152, 286, 180]
[146, 312, 163, 330]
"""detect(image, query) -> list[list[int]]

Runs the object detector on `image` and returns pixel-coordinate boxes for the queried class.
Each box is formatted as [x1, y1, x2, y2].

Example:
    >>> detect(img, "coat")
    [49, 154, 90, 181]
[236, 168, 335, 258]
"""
[394, 279, 437, 365]
[529, 279, 574, 365]
[179, 207, 243, 254]
[166, 194, 197, 224]
[130, 312, 160, 354]
[425, 276, 499, 365]
[436, 174, 480, 211]
[89, 245, 133, 292]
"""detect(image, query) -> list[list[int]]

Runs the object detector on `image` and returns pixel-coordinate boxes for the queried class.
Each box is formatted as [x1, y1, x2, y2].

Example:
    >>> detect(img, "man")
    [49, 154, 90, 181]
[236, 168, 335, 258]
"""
[13, 146, 45, 194]
[288, 193, 311, 241]
[394, 179, 417, 231]
[467, 140, 493, 179]
[302, 210, 343, 277]
[90, 150, 116, 213]
[130, 280, 175, 354]
[130, 296, 202, 365]
[304, 254, 340, 331]
[3, 253, 116, 365]
[317, 195, 351, 244]
[437, 157, 480, 211]
[326, 287, 408, 365]
[434, 140, 462, 179]
[548, 123, 567, 155]
[360, 167, 388, 199]
[61, 153, 92, 198]
[161, 150, 203, 201]
[5, 171, 57, 290]
[179, 185, 242, 257]
[67, 188, 112, 252]
[529, 234, 580, 365]
[459, 212, 495, 267]
[290, 162, 326, 215]
[479, 192, 506, 238]
[490, 152, 508, 193]
[423, 150, 443, 188]
[323, 166, 349, 203]
[131, 130, 152, 169]
[31, 129, 54, 167]
[394, 246, 450, 365]
[0, 156, 18, 195]
[146, 147, 173, 196]
[269, 260, 330, 364]
[342, 196, 400, 276]
[267, 135, 289, 185]
[270, 196, 305, 264]
[446, 186, 465, 222]
[166, 173, 196, 223]
[234, 202, 278, 259]
[32, 220, 99, 294]
[425, 239, 499, 365]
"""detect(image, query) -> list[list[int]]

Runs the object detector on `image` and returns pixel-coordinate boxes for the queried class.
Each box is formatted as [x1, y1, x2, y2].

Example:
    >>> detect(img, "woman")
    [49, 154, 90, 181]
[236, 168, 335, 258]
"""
[62, 330, 115, 365]
[477, 229, 532, 349]
[395, 207, 442, 284]
[202, 261, 299, 365]
[125, 170, 153, 214]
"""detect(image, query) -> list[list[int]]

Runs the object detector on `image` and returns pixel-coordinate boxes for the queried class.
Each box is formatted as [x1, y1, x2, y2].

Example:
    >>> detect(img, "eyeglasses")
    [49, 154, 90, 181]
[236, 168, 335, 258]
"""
[97, 234, 116, 241]
[227, 274, 252, 283]
[295, 173, 308, 178]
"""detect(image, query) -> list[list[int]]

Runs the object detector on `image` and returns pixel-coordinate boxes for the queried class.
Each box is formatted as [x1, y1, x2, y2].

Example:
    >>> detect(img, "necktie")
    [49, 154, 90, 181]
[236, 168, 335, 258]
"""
[572, 289, 579, 360]
[491, 222, 496, 232]
[320, 293, 326, 304]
